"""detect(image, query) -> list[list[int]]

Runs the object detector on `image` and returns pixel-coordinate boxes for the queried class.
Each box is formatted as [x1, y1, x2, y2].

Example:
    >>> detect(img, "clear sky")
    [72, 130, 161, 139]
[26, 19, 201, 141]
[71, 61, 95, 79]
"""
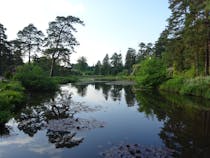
[0, 0, 170, 65]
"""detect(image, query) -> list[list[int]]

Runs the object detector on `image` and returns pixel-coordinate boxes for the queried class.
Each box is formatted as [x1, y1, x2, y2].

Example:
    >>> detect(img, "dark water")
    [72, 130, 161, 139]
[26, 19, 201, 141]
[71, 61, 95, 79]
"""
[1, 82, 210, 158]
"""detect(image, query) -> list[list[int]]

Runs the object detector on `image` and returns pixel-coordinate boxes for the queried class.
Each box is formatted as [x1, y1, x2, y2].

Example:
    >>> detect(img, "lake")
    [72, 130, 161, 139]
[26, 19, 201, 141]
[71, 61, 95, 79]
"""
[0, 82, 210, 158]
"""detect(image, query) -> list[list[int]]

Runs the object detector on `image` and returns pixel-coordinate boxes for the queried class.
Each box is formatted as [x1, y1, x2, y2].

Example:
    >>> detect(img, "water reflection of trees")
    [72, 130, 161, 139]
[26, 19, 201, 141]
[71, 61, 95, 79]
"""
[124, 86, 136, 107]
[0, 125, 10, 137]
[71, 84, 88, 97]
[110, 85, 123, 101]
[101, 84, 112, 100]
[72, 83, 136, 106]
[136, 91, 210, 158]
[15, 91, 103, 148]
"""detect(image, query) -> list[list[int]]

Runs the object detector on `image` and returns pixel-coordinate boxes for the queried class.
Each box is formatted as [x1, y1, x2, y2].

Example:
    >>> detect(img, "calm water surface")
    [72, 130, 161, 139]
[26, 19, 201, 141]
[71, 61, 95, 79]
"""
[0, 82, 210, 158]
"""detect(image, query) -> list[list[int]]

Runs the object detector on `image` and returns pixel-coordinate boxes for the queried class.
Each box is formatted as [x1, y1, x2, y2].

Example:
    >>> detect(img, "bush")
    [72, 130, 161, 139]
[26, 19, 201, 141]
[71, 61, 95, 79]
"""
[0, 81, 25, 124]
[180, 77, 210, 98]
[160, 76, 210, 99]
[14, 64, 57, 91]
[0, 110, 11, 125]
[0, 81, 25, 92]
[159, 76, 184, 92]
[0, 90, 25, 106]
[135, 57, 167, 88]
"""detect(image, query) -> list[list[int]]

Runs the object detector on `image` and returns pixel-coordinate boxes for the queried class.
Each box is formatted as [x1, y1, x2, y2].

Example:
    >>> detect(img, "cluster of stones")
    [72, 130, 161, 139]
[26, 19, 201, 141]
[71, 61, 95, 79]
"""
[100, 144, 175, 158]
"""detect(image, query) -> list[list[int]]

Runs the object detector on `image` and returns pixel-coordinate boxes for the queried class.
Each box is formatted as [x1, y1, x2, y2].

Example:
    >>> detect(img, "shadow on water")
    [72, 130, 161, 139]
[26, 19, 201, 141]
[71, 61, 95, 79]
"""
[0, 125, 10, 137]
[13, 90, 104, 149]
[135, 90, 210, 158]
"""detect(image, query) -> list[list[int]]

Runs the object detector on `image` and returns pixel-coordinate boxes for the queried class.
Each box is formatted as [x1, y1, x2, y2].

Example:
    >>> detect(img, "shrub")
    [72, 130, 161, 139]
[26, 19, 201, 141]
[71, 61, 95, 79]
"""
[14, 64, 57, 91]
[135, 57, 167, 88]
[0, 81, 25, 92]
[160, 76, 210, 99]
[0, 82, 25, 124]
[0, 111, 11, 125]
[159, 76, 184, 92]
[180, 77, 210, 97]
[0, 90, 25, 106]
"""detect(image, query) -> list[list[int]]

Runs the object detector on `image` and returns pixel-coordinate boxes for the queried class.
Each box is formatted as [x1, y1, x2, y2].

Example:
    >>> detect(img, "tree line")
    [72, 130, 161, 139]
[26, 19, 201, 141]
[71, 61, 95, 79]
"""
[73, 42, 154, 76]
[0, 15, 84, 77]
[154, 0, 210, 76]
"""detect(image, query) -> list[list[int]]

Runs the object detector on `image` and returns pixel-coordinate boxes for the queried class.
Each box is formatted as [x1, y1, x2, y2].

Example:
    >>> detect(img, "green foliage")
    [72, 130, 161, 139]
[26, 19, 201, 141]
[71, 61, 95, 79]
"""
[0, 90, 25, 106]
[17, 24, 44, 63]
[180, 77, 210, 98]
[45, 16, 84, 76]
[14, 64, 57, 91]
[135, 58, 167, 88]
[110, 53, 123, 75]
[0, 81, 25, 124]
[159, 76, 184, 92]
[0, 81, 25, 92]
[160, 76, 210, 99]
[76, 56, 88, 71]
[125, 48, 136, 74]
[0, 110, 11, 124]
[101, 54, 111, 75]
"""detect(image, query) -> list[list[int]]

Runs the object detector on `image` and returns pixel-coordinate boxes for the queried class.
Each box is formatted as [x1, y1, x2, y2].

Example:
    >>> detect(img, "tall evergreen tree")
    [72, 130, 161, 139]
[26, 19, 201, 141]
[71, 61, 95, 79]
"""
[44, 16, 84, 77]
[94, 60, 102, 75]
[76, 56, 88, 72]
[110, 52, 123, 75]
[101, 54, 111, 75]
[17, 24, 44, 63]
[125, 48, 136, 74]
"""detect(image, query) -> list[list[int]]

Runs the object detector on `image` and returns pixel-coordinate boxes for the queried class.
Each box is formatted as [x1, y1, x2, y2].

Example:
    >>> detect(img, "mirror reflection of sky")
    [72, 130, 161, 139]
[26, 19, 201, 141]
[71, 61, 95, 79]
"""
[1, 82, 210, 158]
[0, 83, 163, 158]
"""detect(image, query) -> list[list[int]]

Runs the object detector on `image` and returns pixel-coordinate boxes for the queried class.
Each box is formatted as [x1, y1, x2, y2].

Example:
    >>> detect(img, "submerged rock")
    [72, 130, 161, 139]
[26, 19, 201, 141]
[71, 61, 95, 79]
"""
[47, 117, 105, 132]
[100, 144, 175, 158]
[47, 130, 84, 148]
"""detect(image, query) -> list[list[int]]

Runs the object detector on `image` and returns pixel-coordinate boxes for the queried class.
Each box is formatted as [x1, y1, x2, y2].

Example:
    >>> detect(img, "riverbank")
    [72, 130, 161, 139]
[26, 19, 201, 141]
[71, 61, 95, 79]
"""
[0, 81, 25, 125]
[159, 76, 210, 99]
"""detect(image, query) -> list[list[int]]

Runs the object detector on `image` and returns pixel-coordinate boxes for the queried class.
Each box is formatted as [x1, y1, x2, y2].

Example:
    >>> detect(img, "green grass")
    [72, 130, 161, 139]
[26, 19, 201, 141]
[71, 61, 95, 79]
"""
[93, 75, 134, 81]
[159, 76, 184, 93]
[160, 76, 210, 99]
[52, 76, 79, 84]
[0, 81, 25, 124]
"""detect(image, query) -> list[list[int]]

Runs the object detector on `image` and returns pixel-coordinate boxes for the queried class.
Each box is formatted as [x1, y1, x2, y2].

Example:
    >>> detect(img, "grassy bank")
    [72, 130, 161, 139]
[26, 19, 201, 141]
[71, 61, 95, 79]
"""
[93, 75, 134, 81]
[0, 81, 25, 124]
[160, 76, 210, 99]
[52, 76, 79, 84]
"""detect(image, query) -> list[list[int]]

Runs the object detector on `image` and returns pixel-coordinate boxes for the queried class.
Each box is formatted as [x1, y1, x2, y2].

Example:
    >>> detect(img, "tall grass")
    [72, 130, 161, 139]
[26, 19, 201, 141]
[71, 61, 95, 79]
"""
[0, 81, 25, 124]
[160, 76, 210, 99]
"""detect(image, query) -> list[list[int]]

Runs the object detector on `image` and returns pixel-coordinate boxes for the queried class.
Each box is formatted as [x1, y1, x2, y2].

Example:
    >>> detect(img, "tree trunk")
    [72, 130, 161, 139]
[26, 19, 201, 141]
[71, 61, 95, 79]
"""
[195, 51, 199, 76]
[205, 13, 210, 76]
[205, 38, 210, 76]
[28, 46, 31, 64]
[50, 57, 55, 77]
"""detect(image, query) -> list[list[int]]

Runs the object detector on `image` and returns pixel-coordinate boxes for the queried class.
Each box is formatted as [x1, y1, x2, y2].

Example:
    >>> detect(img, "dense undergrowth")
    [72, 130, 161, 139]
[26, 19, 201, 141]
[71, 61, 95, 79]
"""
[14, 64, 57, 91]
[160, 76, 210, 99]
[133, 57, 210, 99]
[0, 81, 25, 124]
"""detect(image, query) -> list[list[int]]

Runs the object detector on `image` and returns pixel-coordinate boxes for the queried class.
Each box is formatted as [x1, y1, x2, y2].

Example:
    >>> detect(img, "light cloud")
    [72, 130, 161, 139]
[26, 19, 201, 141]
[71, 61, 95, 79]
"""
[0, 0, 85, 39]
[0, 137, 32, 146]
[29, 144, 62, 155]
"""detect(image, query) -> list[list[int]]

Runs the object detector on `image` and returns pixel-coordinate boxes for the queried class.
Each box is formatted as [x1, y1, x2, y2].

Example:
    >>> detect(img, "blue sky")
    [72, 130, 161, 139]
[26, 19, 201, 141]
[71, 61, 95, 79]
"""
[0, 0, 170, 65]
